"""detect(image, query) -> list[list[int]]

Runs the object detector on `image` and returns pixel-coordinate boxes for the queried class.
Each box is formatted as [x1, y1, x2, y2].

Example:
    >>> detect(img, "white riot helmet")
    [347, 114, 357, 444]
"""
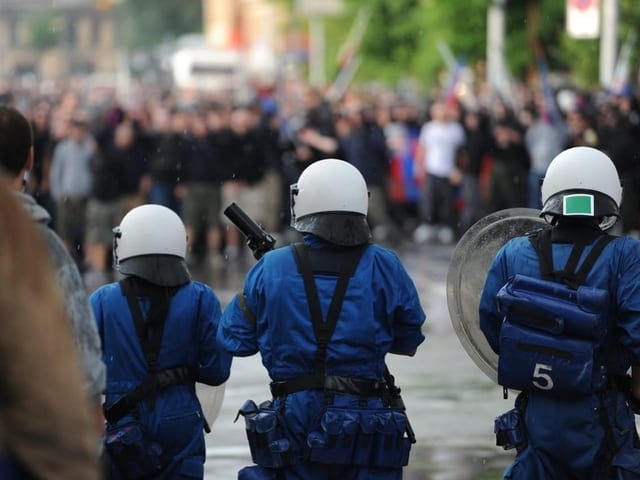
[113, 204, 190, 286]
[290, 158, 371, 246]
[540, 146, 622, 230]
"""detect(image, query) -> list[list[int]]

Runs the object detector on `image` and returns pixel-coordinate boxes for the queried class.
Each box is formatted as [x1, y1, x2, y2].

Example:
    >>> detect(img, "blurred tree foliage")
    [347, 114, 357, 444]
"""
[118, 0, 203, 49]
[118, 0, 640, 90]
[27, 11, 60, 51]
[315, 0, 640, 91]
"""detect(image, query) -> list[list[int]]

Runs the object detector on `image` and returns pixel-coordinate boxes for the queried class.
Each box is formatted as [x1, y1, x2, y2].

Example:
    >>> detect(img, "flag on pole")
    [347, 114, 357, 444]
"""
[336, 8, 371, 68]
[327, 8, 371, 101]
[610, 30, 636, 94]
[534, 41, 562, 125]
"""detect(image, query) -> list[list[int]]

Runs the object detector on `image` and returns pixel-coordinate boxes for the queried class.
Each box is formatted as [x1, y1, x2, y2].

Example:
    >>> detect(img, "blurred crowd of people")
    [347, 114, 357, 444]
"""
[2, 75, 640, 288]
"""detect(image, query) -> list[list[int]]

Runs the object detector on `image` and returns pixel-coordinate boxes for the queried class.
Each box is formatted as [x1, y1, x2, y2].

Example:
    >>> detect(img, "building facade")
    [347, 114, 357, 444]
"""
[0, 0, 118, 81]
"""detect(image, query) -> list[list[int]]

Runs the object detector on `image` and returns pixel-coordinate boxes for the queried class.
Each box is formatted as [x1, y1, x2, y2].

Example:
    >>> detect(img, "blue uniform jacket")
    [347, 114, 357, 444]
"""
[217, 235, 425, 477]
[91, 280, 232, 479]
[479, 229, 640, 478]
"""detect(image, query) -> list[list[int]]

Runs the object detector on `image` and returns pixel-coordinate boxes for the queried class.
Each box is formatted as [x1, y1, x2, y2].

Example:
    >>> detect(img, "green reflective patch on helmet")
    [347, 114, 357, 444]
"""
[563, 193, 594, 216]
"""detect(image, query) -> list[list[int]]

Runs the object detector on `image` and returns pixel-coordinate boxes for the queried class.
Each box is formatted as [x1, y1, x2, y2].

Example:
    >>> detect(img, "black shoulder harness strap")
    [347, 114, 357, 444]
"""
[529, 228, 615, 289]
[104, 278, 194, 425]
[121, 277, 174, 372]
[292, 243, 366, 378]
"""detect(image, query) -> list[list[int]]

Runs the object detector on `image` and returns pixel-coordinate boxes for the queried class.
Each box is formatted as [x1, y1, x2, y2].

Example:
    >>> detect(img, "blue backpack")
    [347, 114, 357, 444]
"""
[496, 228, 615, 398]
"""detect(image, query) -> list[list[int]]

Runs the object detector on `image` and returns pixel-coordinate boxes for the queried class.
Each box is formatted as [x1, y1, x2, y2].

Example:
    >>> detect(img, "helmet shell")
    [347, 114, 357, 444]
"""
[291, 159, 371, 246]
[293, 158, 369, 218]
[113, 204, 190, 286]
[115, 204, 187, 261]
[540, 147, 622, 229]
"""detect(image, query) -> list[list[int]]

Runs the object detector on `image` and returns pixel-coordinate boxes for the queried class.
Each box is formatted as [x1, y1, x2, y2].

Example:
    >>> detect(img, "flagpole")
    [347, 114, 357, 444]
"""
[487, 0, 506, 95]
[600, 0, 619, 88]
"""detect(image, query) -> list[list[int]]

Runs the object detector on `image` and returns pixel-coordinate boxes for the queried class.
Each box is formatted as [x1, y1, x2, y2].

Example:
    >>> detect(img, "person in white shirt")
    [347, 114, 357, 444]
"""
[413, 101, 466, 244]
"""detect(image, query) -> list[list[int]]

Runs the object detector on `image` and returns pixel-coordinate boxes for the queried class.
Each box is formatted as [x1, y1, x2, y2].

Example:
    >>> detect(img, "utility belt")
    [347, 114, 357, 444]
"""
[270, 374, 388, 399]
[307, 403, 412, 468]
[104, 366, 195, 424]
[494, 393, 529, 452]
[237, 396, 412, 470]
[237, 400, 293, 469]
[104, 415, 164, 479]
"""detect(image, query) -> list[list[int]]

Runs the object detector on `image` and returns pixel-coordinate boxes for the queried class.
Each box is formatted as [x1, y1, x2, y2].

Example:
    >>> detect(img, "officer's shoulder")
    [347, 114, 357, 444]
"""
[184, 280, 216, 295]
[494, 235, 533, 258]
[365, 243, 403, 262]
[261, 245, 296, 261]
[610, 234, 640, 254]
[89, 281, 121, 300]
[498, 232, 535, 247]
[178, 280, 224, 304]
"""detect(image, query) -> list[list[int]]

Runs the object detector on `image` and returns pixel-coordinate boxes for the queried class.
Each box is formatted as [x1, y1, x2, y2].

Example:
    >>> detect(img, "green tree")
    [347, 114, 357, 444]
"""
[323, 0, 491, 91]
[117, 0, 203, 49]
[556, 0, 640, 86]
[27, 11, 60, 51]
[315, 0, 640, 91]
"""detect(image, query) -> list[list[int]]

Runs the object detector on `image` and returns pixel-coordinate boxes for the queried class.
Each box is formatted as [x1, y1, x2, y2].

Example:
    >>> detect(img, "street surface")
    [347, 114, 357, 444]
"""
[196, 240, 513, 479]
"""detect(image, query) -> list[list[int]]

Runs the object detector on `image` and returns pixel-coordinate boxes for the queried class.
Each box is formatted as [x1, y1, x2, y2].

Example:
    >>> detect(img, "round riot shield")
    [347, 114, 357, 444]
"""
[196, 383, 226, 426]
[446, 208, 547, 383]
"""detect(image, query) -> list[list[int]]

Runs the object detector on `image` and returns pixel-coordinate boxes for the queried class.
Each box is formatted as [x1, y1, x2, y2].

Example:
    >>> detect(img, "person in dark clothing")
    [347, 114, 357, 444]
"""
[27, 102, 57, 222]
[337, 104, 394, 241]
[459, 108, 492, 233]
[220, 105, 269, 260]
[117, 121, 151, 212]
[279, 89, 341, 231]
[598, 106, 640, 234]
[245, 105, 288, 234]
[182, 112, 226, 267]
[84, 120, 145, 291]
[148, 111, 187, 214]
[486, 119, 531, 213]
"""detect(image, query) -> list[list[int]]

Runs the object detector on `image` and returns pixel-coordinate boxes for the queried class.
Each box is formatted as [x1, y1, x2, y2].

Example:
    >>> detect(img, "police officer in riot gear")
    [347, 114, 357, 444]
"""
[90, 204, 232, 479]
[217, 158, 426, 480]
[479, 146, 640, 479]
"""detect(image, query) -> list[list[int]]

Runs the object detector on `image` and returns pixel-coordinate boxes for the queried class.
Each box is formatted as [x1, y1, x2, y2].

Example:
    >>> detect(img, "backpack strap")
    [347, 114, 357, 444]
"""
[529, 228, 554, 281]
[573, 235, 616, 284]
[120, 277, 175, 372]
[529, 229, 614, 289]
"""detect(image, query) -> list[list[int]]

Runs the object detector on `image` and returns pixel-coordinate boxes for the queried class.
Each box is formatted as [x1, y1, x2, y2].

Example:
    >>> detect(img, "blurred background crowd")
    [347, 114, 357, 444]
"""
[2, 74, 639, 293]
